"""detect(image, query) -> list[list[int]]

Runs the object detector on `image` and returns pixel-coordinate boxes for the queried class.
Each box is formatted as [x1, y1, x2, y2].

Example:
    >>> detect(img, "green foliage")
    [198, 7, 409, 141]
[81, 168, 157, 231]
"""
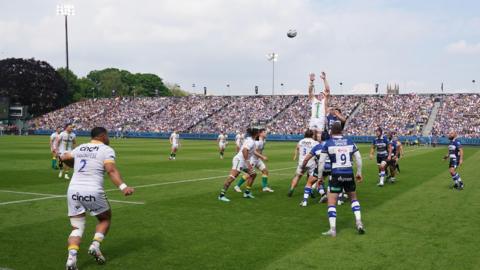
[0, 137, 479, 270]
[0, 58, 68, 116]
[56, 67, 172, 101]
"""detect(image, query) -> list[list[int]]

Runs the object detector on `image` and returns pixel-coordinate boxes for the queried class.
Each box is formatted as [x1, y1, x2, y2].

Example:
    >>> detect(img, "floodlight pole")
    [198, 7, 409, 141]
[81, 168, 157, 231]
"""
[57, 4, 74, 94]
[267, 52, 277, 96]
[272, 59, 275, 96]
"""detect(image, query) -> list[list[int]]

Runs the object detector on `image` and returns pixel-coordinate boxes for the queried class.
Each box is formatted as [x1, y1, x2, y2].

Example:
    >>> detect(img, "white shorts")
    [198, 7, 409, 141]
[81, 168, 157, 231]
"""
[219, 142, 226, 149]
[232, 157, 254, 174]
[296, 164, 316, 177]
[171, 143, 179, 149]
[252, 159, 266, 171]
[309, 118, 325, 132]
[67, 189, 110, 217]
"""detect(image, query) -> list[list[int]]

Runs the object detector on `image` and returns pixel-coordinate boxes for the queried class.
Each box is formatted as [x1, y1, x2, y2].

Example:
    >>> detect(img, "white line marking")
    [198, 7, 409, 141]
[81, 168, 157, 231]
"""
[104, 166, 298, 192]
[0, 190, 63, 197]
[0, 196, 62, 206]
[108, 199, 145, 205]
[0, 191, 145, 206]
[0, 147, 426, 206]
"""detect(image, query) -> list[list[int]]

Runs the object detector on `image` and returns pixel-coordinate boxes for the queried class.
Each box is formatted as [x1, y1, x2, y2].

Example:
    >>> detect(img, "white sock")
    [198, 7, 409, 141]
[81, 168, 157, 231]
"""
[328, 206, 337, 229]
[92, 232, 105, 248]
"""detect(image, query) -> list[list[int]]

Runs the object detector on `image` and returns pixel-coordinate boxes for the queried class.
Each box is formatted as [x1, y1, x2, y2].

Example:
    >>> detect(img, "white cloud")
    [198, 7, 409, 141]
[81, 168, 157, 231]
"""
[0, 0, 479, 94]
[446, 40, 480, 54]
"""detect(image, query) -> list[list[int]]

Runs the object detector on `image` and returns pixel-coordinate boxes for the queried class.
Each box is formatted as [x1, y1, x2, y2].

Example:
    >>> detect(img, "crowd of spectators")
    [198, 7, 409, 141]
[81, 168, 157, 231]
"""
[267, 95, 361, 134]
[433, 94, 480, 138]
[27, 94, 479, 137]
[190, 96, 295, 134]
[344, 94, 434, 136]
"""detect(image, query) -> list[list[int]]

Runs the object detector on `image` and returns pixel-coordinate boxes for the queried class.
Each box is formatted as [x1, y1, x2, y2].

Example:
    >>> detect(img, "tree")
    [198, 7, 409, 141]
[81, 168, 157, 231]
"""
[0, 58, 68, 116]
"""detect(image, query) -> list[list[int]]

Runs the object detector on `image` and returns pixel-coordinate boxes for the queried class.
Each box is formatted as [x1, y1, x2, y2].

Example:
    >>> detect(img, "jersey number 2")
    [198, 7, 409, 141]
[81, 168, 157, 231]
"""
[78, 159, 87, 172]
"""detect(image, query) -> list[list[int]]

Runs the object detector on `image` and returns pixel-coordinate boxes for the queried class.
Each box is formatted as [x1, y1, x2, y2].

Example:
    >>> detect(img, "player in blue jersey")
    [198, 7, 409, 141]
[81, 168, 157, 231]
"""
[316, 122, 364, 237]
[443, 131, 464, 190]
[387, 132, 401, 183]
[323, 107, 346, 141]
[370, 127, 389, 187]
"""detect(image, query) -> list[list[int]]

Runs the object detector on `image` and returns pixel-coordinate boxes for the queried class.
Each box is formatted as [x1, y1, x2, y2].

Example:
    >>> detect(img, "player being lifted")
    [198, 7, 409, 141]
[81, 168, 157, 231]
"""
[55, 124, 77, 179]
[235, 131, 245, 153]
[218, 127, 260, 202]
[387, 131, 402, 182]
[234, 128, 274, 193]
[50, 127, 61, 169]
[217, 131, 228, 159]
[288, 129, 319, 197]
[443, 130, 464, 190]
[308, 72, 330, 136]
[370, 127, 390, 187]
[169, 130, 180, 160]
[299, 133, 330, 206]
[316, 122, 364, 237]
[60, 127, 134, 270]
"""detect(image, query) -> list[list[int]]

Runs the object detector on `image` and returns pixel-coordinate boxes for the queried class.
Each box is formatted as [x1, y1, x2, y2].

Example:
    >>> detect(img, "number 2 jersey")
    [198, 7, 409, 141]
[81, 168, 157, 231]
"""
[68, 140, 116, 192]
[321, 135, 359, 175]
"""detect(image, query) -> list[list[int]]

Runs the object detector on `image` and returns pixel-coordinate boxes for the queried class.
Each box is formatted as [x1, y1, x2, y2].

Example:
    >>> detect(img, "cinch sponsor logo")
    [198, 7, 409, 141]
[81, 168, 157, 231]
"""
[80, 146, 100, 152]
[72, 193, 96, 202]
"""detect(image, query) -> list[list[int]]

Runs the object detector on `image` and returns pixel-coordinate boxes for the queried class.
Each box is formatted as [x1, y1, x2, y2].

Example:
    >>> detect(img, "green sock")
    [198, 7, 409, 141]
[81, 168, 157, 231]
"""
[236, 177, 246, 187]
[51, 159, 56, 168]
[262, 175, 268, 188]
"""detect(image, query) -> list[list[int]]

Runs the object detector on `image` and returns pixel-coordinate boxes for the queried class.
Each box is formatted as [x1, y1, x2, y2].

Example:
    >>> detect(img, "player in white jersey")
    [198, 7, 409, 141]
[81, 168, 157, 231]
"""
[218, 127, 260, 202]
[308, 72, 330, 135]
[235, 131, 245, 152]
[50, 127, 61, 169]
[288, 129, 319, 197]
[234, 128, 274, 193]
[299, 133, 332, 207]
[60, 127, 134, 270]
[217, 131, 228, 159]
[55, 124, 77, 180]
[169, 131, 180, 160]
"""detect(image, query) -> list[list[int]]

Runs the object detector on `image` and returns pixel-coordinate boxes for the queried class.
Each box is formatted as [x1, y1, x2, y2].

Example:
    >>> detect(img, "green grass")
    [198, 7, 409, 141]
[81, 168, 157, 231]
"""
[0, 136, 479, 270]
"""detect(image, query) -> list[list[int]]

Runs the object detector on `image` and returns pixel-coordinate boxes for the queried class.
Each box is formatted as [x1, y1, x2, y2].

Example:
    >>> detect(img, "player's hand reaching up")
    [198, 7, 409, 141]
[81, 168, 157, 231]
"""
[122, 187, 135, 196]
[309, 73, 315, 82]
[320, 71, 326, 80]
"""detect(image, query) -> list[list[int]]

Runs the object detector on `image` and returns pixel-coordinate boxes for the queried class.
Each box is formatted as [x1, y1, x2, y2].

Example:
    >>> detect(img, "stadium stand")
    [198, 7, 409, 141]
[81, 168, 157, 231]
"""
[27, 94, 480, 137]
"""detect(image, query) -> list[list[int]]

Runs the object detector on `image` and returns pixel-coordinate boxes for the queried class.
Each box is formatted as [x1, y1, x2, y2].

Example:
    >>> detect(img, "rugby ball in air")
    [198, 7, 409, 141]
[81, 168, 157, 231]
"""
[287, 29, 297, 38]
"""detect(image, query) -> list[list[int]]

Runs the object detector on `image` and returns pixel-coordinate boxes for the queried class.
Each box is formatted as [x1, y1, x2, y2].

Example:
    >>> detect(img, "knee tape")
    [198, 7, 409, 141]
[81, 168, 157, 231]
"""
[69, 216, 86, 238]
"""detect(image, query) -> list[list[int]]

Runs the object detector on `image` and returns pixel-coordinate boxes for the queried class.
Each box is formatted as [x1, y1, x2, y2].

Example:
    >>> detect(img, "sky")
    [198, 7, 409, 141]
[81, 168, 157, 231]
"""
[0, 0, 479, 95]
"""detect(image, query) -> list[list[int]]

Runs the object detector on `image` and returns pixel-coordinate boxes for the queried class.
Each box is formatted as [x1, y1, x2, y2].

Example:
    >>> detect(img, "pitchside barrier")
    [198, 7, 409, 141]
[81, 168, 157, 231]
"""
[31, 130, 480, 146]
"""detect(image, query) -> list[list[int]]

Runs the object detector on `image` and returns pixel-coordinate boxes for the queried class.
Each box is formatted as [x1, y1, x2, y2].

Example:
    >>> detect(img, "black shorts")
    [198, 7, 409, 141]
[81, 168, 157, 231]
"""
[329, 174, 356, 193]
[387, 158, 397, 167]
[449, 159, 458, 169]
[377, 155, 388, 165]
[313, 168, 331, 178]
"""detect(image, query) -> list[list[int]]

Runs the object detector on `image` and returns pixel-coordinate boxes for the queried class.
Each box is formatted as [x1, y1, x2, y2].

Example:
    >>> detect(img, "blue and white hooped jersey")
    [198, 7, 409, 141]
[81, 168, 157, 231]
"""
[372, 136, 389, 157]
[448, 139, 462, 160]
[310, 141, 331, 171]
[326, 114, 341, 133]
[389, 140, 398, 156]
[321, 135, 358, 175]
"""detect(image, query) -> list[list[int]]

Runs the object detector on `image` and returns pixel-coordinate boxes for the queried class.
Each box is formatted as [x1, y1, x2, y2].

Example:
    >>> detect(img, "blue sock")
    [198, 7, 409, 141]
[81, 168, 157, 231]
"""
[303, 187, 312, 201]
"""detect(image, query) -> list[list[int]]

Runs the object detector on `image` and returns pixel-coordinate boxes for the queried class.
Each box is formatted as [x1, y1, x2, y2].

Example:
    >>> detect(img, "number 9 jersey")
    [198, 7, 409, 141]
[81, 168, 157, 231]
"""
[321, 135, 359, 175]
